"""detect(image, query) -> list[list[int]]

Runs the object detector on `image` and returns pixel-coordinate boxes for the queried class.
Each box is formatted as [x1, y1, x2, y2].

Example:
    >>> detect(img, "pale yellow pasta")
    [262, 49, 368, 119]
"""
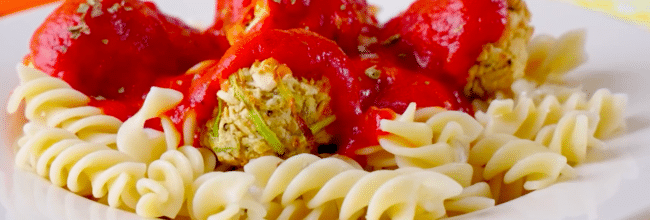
[586, 89, 628, 138]
[354, 145, 398, 170]
[7, 64, 122, 147]
[380, 104, 433, 147]
[427, 163, 474, 188]
[136, 146, 216, 218]
[67, 150, 146, 210]
[468, 134, 575, 191]
[189, 171, 265, 220]
[256, 154, 322, 203]
[378, 103, 483, 168]
[116, 87, 184, 164]
[242, 155, 463, 220]
[365, 171, 459, 220]
[339, 170, 405, 219]
[275, 199, 313, 220]
[280, 157, 358, 206]
[444, 182, 495, 215]
[525, 29, 587, 83]
[475, 97, 562, 140]
[509, 79, 627, 139]
[14, 124, 146, 210]
[534, 111, 604, 164]
[379, 135, 457, 169]
[306, 169, 369, 209]
[14, 123, 77, 172]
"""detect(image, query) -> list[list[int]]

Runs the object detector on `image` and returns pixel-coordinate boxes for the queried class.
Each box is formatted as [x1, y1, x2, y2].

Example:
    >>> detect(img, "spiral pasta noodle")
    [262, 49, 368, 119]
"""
[236, 154, 464, 220]
[378, 103, 483, 168]
[476, 80, 626, 164]
[125, 86, 208, 218]
[509, 79, 627, 139]
[116, 87, 184, 164]
[136, 146, 217, 218]
[468, 134, 575, 202]
[534, 111, 605, 164]
[14, 123, 146, 211]
[7, 64, 123, 148]
[444, 182, 495, 216]
[524, 29, 587, 83]
[189, 171, 266, 220]
[428, 163, 496, 216]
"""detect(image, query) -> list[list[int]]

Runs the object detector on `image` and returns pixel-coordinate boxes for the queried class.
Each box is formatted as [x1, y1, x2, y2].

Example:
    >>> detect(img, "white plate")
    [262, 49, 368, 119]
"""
[1, 0, 649, 219]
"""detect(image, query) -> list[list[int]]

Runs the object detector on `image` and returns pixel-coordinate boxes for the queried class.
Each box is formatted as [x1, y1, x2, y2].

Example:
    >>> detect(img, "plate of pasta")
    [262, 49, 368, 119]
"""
[1, 0, 650, 220]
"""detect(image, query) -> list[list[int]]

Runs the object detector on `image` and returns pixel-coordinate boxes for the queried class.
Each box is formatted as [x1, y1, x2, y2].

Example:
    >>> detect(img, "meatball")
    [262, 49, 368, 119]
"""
[202, 58, 334, 166]
[464, 0, 534, 99]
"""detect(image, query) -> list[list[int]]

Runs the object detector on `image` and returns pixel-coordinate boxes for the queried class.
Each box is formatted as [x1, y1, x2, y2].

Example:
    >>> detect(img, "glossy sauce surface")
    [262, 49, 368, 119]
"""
[27, 0, 228, 120]
[380, 0, 507, 86]
[26, 0, 506, 163]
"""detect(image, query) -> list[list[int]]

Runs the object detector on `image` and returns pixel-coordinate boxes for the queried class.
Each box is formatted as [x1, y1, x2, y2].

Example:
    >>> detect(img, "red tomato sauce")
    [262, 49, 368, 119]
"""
[211, 0, 379, 56]
[27, 0, 229, 121]
[26, 0, 507, 165]
[379, 0, 507, 87]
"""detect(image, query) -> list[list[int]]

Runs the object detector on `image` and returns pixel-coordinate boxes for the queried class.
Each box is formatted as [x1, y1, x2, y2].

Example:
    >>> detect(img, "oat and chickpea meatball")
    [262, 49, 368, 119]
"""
[202, 58, 334, 166]
[464, 0, 534, 98]
[379, 0, 533, 100]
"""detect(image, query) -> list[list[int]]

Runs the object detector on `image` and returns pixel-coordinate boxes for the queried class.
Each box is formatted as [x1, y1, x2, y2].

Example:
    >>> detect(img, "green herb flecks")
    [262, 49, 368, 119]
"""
[365, 65, 381, 79]
[229, 73, 285, 155]
[382, 34, 400, 46]
[70, 0, 98, 39]
[68, 23, 90, 39]
[77, 3, 90, 13]
[108, 3, 120, 13]
[90, 2, 103, 17]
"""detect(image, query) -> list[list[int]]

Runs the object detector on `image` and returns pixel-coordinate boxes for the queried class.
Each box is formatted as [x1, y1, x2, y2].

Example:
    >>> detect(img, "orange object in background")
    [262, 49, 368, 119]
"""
[0, 0, 60, 17]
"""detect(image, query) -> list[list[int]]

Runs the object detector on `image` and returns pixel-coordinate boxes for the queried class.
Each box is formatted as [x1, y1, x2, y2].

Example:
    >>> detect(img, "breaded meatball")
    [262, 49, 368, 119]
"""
[464, 0, 534, 99]
[202, 58, 334, 166]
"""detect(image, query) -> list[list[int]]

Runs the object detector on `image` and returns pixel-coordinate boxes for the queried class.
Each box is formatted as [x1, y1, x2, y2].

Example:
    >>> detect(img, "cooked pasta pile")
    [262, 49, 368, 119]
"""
[6, 12, 628, 220]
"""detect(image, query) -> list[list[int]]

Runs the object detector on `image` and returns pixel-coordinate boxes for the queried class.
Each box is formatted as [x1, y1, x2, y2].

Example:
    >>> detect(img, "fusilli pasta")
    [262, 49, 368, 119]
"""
[241, 154, 464, 220]
[444, 182, 495, 216]
[7, 64, 122, 147]
[524, 29, 587, 83]
[510, 79, 627, 139]
[189, 171, 266, 220]
[136, 146, 217, 218]
[116, 87, 184, 164]
[378, 103, 483, 168]
[14, 123, 146, 210]
[468, 133, 575, 202]
[476, 79, 626, 163]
